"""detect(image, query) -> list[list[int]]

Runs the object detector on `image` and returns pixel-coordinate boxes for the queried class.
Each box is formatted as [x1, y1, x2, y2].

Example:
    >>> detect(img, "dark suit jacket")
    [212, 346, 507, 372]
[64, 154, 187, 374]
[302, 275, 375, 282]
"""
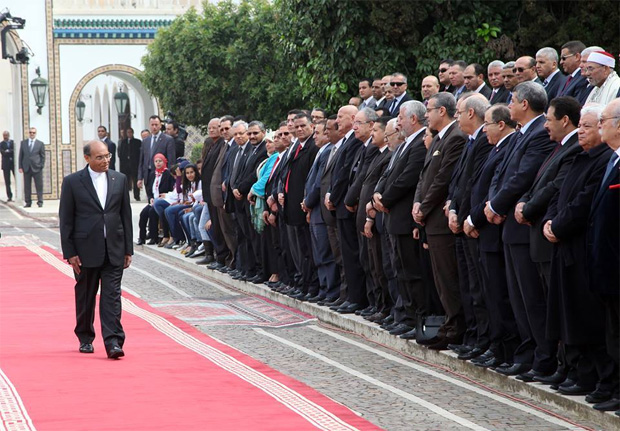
[449, 131, 492, 225]
[284, 137, 318, 225]
[345, 142, 379, 208]
[489, 86, 509, 105]
[0, 139, 14, 171]
[414, 122, 467, 235]
[237, 140, 268, 196]
[138, 133, 176, 181]
[388, 92, 413, 117]
[201, 137, 224, 204]
[520, 133, 581, 262]
[329, 132, 363, 219]
[320, 144, 338, 227]
[469, 135, 514, 252]
[19, 139, 45, 173]
[174, 137, 185, 159]
[59, 167, 133, 268]
[375, 132, 427, 235]
[305, 144, 331, 225]
[212, 140, 234, 208]
[145, 169, 175, 202]
[103, 138, 117, 171]
[543, 71, 567, 101]
[356, 148, 391, 232]
[478, 83, 493, 100]
[557, 70, 589, 103]
[118, 138, 141, 176]
[227, 142, 251, 213]
[586, 151, 619, 295]
[488, 115, 555, 244]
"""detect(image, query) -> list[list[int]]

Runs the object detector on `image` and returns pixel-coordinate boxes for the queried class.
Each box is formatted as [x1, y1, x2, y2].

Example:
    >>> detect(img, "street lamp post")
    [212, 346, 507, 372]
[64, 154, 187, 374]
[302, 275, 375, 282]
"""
[30, 67, 48, 114]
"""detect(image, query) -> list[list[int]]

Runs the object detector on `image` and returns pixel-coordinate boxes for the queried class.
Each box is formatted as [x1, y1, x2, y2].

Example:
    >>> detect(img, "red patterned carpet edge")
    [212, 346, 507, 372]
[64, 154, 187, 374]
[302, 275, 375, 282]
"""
[0, 245, 381, 431]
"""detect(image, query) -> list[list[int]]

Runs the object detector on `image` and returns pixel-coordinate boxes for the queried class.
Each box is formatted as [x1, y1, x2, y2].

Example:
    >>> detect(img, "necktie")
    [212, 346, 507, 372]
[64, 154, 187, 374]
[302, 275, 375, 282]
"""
[490, 90, 496, 101]
[561, 75, 573, 93]
[29, 140, 33, 151]
[285, 144, 302, 193]
[543, 80, 549, 88]
[326, 145, 338, 168]
[536, 142, 562, 178]
[600, 152, 619, 191]
[268, 155, 281, 182]
[387, 144, 403, 170]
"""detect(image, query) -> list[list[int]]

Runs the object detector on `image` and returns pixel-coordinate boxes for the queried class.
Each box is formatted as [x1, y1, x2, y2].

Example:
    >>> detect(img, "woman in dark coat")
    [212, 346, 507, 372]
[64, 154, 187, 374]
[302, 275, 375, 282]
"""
[543, 106, 614, 397]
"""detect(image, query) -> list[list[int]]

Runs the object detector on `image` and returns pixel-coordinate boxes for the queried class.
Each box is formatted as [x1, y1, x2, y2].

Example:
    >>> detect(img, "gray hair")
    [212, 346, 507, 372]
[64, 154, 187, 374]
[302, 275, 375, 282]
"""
[232, 120, 248, 131]
[248, 120, 266, 132]
[431, 92, 457, 117]
[387, 118, 406, 140]
[581, 46, 605, 58]
[391, 72, 407, 84]
[513, 81, 548, 113]
[400, 100, 426, 121]
[464, 95, 491, 120]
[359, 107, 379, 122]
[487, 104, 518, 128]
[580, 103, 604, 118]
[605, 100, 620, 128]
[536, 47, 559, 62]
[488, 60, 505, 70]
[503, 61, 516, 70]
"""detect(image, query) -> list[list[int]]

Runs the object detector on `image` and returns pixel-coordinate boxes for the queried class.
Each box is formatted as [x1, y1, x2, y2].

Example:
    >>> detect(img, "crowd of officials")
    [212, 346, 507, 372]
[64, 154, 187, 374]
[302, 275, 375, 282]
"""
[124, 41, 620, 414]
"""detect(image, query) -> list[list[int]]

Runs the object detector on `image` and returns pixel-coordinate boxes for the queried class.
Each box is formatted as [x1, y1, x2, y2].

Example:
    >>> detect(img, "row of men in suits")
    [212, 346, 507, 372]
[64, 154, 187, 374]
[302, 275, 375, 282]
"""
[186, 81, 618, 411]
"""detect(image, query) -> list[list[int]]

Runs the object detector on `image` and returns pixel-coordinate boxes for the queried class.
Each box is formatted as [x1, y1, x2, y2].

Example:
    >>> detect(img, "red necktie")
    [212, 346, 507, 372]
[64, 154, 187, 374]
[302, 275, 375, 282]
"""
[268, 156, 280, 182]
[285, 145, 302, 193]
[536, 143, 562, 178]
[561, 75, 573, 93]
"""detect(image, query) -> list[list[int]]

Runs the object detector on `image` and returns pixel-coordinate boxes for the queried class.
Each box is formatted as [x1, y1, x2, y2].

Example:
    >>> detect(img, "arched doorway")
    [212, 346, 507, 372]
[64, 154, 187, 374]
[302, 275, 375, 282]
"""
[69, 65, 159, 172]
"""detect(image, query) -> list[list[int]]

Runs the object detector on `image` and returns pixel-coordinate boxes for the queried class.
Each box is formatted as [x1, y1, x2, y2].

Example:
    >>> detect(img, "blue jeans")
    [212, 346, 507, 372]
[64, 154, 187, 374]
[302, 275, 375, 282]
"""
[165, 204, 190, 241]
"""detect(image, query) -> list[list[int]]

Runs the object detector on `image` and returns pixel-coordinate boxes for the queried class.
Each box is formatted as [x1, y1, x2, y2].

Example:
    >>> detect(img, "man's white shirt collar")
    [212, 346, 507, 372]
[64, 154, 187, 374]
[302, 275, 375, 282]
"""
[520, 114, 544, 134]
[560, 128, 578, 146]
[438, 121, 456, 139]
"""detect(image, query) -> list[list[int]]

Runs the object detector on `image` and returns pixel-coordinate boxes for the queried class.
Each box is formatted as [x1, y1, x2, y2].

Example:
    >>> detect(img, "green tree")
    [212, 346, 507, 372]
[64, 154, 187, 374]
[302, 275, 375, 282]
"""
[138, 0, 304, 129]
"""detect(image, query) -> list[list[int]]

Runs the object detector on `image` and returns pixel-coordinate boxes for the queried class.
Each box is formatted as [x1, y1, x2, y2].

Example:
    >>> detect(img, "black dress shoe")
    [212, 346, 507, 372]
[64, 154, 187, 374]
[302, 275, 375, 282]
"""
[470, 349, 495, 364]
[516, 369, 552, 382]
[495, 363, 531, 376]
[381, 315, 394, 326]
[365, 312, 388, 322]
[360, 306, 377, 317]
[337, 303, 361, 314]
[532, 370, 566, 385]
[317, 296, 338, 306]
[458, 347, 486, 360]
[37, 202, 43, 207]
[308, 294, 325, 303]
[399, 329, 418, 340]
[107, 345, 125, 359]
[448, 344, 472, 354]
[417, 336, 441, 346]
[472, 355, 504, 369]
[79, 343, 94, 353]
[551, 378, 576, 391]
[331, 300, 351, 311]
[218, 266, 231, 273]
[146, 238, 158, 245]
[136, 238, 145, 245]
[558, 383, 596, 396]
[355, 305, 373, 316]
[593, 398, 620, 411]
[585, 388, 613, 404]
[389, 324, 413, 336]
[23, 203, 31, 208]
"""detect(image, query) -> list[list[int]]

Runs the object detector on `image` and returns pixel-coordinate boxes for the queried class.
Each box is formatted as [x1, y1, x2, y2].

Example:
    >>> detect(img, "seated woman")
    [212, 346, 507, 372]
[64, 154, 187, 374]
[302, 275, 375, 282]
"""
[137, 153, 175, 245]
[152, 163, 182, 247]
[164, 163, 199, 249]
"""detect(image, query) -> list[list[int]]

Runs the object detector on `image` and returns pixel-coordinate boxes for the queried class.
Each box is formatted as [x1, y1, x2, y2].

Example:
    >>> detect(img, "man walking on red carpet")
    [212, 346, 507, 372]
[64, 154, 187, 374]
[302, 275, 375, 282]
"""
[59, 140, 133, 359]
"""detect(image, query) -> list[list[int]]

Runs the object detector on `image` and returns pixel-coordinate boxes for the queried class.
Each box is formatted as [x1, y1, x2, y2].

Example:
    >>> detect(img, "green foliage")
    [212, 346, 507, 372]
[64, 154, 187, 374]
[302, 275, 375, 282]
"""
[138, 0, 304, 129]
[190, 143, 203, 164]
[476, 23, 501, 43]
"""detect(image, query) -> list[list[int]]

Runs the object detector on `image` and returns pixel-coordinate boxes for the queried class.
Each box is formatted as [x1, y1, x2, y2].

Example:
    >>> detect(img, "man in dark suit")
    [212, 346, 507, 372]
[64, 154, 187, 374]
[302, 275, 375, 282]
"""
[118, 128, 142, 200]
[374, 102, 428, 337]
[18, 127, 45, 208]
[586, 99, 620, 412]
[303, 120, 339, 302]
[387, 73, 413, 117]
[484, 82, 556, 379]
[536, 47, 566, 103]
[514, 56, 543, 86]
[502, 62, 519, 104]
[413, 93, 467, 350]
[59, 140, 133, 359]
[1, 130, 15, 201]
[97, 126, 117, 171]
[487, 61, 509, 105]
[438, 59, 455, 93]
[447, 93, 493, 360]
[464, 64, 493, 99]
[516, 97, 582, 294]
[464, 104, 520, 369]
[448, 61, 468, 99]
[137, 115, 176, 191]
[235, 121, 269, 283]
[325, 105, 367, 313]
[280, 113, 319, 298]
[557, 41, 589, 103]
[165, 121, 185, 160]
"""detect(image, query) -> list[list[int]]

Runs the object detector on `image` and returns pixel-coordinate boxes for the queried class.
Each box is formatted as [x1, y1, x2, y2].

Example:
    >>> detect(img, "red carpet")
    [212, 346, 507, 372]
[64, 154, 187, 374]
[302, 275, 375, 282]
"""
[0, 246, 380, 431]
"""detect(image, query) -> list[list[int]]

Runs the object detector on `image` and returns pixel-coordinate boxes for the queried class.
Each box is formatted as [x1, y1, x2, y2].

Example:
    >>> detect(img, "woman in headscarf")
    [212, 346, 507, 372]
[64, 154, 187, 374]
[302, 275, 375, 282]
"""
[137, 153, 175, 245]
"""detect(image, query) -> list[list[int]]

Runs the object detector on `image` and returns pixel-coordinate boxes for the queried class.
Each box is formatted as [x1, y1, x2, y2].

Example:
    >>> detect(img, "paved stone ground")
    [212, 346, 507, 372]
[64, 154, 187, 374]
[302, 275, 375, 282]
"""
[0, 202, 613, 431]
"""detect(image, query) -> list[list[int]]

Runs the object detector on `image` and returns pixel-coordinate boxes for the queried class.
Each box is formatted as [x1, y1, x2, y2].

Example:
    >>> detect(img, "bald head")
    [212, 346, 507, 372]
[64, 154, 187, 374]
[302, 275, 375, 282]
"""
[421, 76, 440, 100]
[337, 105, 359, 133]
[84, 140, 111, 173]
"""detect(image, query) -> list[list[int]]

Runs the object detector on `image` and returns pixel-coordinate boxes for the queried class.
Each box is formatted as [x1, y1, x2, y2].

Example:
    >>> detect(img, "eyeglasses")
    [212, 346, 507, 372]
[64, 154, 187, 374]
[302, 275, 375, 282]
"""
[248, 131, 261, 136]
[599, 115, 620, 125]
[513, 67, 530, 73]
[353, 120, 372, 126]
[385, 131, 400, 138]
[438, 68, 448, 73]
[276, 132, 290, 137]
[390, 82, 405, 87]
[92, 153, 112, 161]
[560, 53, 575, 61]
[584, 65, 603, 73]
[426, 107, 441, 113]
[483, 121, 499, 127]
